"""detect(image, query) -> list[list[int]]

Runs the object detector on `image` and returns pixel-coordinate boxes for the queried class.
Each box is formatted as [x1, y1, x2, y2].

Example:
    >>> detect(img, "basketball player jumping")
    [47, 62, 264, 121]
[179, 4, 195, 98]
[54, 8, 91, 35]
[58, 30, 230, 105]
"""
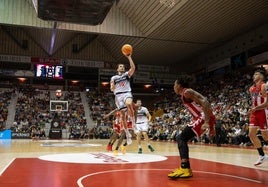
[110, 54, 136, 146]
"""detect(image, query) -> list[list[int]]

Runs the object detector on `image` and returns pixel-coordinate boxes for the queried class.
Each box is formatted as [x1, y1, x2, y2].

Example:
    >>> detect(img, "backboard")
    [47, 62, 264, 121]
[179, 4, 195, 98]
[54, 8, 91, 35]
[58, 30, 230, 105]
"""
[50, 100, 68, 112]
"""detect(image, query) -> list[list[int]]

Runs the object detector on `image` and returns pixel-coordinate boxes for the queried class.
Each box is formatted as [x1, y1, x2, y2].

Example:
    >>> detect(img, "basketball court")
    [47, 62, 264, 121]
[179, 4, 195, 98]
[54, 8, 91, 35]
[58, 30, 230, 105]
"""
[0, 139, 268, 187]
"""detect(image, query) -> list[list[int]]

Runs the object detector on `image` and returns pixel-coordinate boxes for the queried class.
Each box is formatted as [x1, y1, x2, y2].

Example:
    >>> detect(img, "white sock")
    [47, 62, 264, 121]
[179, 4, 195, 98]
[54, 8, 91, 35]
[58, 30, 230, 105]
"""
[125, 129, 131, 138]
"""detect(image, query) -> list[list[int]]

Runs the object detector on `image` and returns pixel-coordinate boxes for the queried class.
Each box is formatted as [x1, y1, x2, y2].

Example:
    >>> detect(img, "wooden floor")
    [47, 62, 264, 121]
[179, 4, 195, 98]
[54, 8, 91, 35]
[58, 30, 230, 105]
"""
[0, 139, 268, 187]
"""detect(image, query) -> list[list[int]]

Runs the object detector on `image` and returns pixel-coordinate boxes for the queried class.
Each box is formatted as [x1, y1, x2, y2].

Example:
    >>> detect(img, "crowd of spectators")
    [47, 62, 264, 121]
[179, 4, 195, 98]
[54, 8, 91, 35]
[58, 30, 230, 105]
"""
[0, 89, 13, 130]
[145, 71, 254, 146]
[85, 90, 115, 139]
[82, 70, 258, 147]
[1, 69, 267, 147]
[4, 85, 87, 139]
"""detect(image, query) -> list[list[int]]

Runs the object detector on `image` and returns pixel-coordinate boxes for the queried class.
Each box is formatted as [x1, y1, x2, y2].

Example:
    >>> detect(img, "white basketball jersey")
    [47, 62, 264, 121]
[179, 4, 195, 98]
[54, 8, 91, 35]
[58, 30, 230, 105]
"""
[110, 71, 131, 94]
[136, 107, 149, 124]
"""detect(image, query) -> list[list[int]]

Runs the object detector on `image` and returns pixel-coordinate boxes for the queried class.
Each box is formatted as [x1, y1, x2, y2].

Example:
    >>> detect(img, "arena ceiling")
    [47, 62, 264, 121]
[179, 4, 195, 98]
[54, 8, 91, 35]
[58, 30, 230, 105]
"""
[1, 0, 268, 73]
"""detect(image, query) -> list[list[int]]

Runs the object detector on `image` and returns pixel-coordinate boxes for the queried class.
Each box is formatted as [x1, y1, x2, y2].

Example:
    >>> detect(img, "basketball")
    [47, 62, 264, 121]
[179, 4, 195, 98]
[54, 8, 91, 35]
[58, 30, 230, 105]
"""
[121, 44, 133, 56]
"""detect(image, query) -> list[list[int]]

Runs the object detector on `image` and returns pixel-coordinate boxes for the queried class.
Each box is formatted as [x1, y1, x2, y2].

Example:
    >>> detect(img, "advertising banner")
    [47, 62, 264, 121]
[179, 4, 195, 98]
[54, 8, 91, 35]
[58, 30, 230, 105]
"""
[0, 130, 11, 139]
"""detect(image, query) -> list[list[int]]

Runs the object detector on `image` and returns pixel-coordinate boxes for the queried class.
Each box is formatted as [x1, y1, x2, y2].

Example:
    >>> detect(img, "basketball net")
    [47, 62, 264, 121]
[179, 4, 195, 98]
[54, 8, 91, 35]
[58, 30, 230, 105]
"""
[159, 0, 175, 8]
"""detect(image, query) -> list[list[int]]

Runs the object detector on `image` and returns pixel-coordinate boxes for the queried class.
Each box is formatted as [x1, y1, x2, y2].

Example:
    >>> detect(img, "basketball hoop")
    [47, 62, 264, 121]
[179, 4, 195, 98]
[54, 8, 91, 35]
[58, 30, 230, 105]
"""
[160, 0, 176, 8]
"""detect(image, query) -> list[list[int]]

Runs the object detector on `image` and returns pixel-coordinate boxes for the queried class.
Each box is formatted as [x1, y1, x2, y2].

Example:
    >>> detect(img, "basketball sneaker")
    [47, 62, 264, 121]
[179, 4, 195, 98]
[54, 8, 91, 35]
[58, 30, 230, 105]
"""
[121, 145, 126, 154]
[113, 150, 118, 156]
[138, 148, 142, 154]
[254, 155, 268, 166]
[106, 144, 112, 151]
[168, 167, 193, 179]
[148, 145, 155, 152]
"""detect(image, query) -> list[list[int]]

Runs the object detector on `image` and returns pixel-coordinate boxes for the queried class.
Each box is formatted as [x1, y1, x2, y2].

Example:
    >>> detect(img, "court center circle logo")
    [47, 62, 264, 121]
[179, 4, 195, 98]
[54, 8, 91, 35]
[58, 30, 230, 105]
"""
[38, 152, 167, 164]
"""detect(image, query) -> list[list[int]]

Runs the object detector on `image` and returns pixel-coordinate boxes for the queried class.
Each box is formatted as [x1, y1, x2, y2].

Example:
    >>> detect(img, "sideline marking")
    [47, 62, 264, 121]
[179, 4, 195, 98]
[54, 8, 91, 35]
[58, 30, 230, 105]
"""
[0, 158, 15, 176]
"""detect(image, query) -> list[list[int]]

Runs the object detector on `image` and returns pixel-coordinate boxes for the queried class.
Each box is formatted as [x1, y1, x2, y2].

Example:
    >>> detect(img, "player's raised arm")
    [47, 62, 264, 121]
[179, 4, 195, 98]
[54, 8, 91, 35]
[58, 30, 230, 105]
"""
[121, 44, 135, 77]
[126, 55, 135, 77]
